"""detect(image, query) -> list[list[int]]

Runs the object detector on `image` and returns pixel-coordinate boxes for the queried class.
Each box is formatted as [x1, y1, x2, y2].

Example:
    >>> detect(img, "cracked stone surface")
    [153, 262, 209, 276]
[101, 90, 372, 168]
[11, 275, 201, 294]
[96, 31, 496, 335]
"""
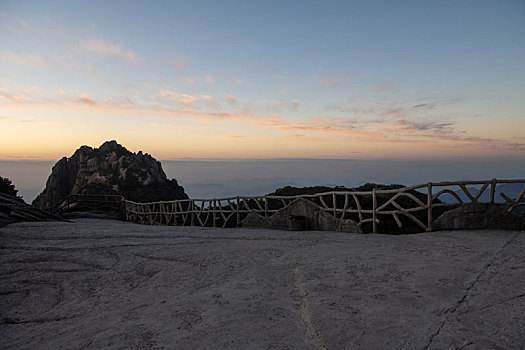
[1, 219, 524, 349]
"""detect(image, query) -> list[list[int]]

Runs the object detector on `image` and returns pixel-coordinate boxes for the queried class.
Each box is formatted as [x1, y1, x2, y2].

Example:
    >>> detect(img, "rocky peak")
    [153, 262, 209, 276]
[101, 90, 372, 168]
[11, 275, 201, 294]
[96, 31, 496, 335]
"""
[97, 140, 122, 154]
[33, 141, 188, 209]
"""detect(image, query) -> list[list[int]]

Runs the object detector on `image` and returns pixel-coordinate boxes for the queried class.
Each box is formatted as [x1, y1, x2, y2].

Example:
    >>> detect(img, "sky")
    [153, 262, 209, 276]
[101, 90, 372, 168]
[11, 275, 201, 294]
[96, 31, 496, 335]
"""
[0, 0, 524, 161]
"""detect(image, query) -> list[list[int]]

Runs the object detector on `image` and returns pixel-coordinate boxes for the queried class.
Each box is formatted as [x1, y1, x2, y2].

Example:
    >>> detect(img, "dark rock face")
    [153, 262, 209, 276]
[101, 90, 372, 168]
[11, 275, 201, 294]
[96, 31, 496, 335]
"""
[0, 193, 65, 226]
[433, 203, 524, 231]
[33, 141, 188, 209]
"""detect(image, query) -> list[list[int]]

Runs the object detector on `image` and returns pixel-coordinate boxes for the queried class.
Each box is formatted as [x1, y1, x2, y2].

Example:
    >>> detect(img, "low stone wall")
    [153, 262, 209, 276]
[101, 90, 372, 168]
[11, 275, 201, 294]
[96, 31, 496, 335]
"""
[433, 203, 524, 231]
[242, 198, 361, 233]
[242, 199, 524, 233]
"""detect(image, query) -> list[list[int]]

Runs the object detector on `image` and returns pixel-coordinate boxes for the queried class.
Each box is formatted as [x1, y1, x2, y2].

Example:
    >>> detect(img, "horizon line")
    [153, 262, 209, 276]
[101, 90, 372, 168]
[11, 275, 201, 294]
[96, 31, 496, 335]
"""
[2, 156, 525, 163]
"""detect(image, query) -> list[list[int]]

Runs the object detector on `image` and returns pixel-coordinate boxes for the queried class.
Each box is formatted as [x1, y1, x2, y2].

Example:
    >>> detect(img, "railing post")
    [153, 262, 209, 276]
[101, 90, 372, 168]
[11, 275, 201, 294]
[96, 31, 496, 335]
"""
[190, 200, 194, 226]
[151, 203, 155, 225]
[372, 188, 377, 233]
[490, 179, 496, 203]
[427, 182, 432, 232]
[332, 193, 337, 218]
[236, 196, 240, 227]
[213, 199, 217, 228]
[172, 201, 177, 226]
[264, 196, 268, 218]
[169, 202, 173, 226]
[342, 193, 348, 220]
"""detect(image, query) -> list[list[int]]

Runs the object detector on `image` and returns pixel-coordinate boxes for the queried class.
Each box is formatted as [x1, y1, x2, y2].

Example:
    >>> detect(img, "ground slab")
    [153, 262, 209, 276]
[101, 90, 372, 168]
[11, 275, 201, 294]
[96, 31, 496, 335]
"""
[1, 219, 524, 349]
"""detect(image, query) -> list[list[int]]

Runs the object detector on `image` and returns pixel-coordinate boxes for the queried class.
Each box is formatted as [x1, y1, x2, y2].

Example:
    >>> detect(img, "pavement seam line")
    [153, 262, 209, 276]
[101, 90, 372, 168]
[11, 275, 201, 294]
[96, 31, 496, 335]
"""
[293, 267, 328, 350]
[421, 231, 521, 350]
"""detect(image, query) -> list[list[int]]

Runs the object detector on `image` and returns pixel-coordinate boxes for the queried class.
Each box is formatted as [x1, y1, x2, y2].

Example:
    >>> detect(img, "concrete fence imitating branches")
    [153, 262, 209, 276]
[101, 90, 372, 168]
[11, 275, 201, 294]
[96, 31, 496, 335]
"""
[47, 194, 124, 215]
[121, 178, 525, 233]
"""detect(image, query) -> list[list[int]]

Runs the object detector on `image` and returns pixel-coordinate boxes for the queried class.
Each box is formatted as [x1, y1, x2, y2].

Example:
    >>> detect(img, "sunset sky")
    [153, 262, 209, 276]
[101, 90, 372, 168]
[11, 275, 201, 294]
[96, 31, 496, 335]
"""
[1, 0, 524, 161]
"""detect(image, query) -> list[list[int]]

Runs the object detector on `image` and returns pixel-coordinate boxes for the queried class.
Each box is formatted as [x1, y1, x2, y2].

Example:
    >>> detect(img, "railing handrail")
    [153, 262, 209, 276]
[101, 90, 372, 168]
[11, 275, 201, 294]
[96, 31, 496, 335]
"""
[45, 193, 124, 213]
[120, 178, 525, 233]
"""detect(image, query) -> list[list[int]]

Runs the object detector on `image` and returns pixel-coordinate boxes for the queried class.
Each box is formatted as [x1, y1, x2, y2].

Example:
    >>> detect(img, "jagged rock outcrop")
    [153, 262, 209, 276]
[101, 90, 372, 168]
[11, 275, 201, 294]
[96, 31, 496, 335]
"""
[0, 193, 65, 226]
[33, 141, 188, 209]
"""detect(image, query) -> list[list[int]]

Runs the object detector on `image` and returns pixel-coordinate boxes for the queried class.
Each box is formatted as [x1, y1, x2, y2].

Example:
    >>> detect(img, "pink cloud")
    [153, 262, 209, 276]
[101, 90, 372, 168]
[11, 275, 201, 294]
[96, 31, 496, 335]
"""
[231, 76, 243, 85]
[77, 94, 97, 108]
[0, 13, 42, 37]
[218, 135, 244, 139]
[2, 85, 523, 152]
[172, 57, 195, 85]
[0, 89, 28, 103]
[225, 95, 237, 105]
[182, 77, 195, 86]
[376, 85, 393, 92]
[317, 75, 349, 88]
[82, 37, 140, 64]
[173, 57, 190, 75]
[158, 90, 210, 106]
[0, 50, 50, 68]
[251, 117, 384, 140]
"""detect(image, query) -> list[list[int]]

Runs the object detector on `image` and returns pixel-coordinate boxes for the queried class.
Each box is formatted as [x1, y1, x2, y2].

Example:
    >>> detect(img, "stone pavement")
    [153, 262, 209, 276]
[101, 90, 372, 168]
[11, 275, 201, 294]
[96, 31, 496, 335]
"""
[1, 219, 523, 349]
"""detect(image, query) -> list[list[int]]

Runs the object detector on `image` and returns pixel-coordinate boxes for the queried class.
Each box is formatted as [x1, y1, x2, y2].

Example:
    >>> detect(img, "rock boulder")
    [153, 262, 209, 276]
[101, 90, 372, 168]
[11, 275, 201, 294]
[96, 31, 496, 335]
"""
[433, 203, 524, 231]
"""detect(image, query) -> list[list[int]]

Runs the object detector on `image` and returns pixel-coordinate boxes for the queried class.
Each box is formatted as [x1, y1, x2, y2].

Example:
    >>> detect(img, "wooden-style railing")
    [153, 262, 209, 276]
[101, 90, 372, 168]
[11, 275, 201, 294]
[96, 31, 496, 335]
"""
[122, 179, 525, 233]
[46, 194, 124, 215]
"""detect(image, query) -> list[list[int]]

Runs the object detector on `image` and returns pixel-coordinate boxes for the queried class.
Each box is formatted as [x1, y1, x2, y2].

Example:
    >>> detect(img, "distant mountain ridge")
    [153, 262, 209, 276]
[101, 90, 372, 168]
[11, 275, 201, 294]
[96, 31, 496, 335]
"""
[33, 141, 188, 209]
[267, 183, 427, 198]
